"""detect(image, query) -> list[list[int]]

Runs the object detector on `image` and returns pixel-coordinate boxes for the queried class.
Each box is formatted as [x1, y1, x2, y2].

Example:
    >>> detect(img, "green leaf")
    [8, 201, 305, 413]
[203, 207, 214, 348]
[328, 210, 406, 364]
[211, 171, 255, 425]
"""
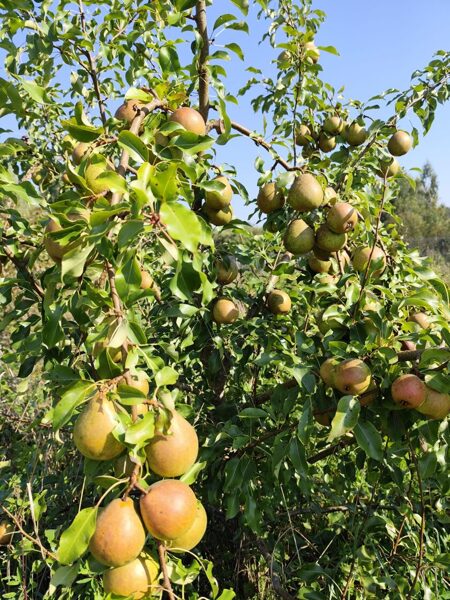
[49, 564, 80, 591]
[328, 396, 360, 442]
[61, 119, 103, 142]
[57, 507, 98, 565]
[225, 43, 244, 61]
[21, 79, 48, 104]
[124, 411, 155, 447]
[159, 201, 203, 253]
[52, 381, 96, 430]
[61, 242, 95, 279]
[118, 131, 149, 163]
[180, 461, 207, 485]
[155, 366, 179, 387]
[354, 421, 383, 461]
[238, 408, 268, 418]
[159, 46, 181, 73]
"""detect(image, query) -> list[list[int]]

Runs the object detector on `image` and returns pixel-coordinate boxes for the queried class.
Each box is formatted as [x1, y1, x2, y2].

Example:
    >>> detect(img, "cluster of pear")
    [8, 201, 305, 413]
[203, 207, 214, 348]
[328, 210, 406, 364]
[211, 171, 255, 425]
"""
[391, 373, 450, 419]
[296, 111, 412, 179]
[71, 377, 205, 597]
[277, 40, 320, 68]
[212, 255, 241, 324]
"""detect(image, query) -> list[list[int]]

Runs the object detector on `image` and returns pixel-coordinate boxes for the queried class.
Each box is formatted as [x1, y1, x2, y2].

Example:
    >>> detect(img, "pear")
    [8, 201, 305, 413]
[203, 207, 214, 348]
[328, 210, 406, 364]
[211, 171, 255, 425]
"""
[256, 182, 285, 213]
[128, 371, 149, 396]
[332, 359, 371, 395]
[0, 520, 14, 545]
[168, 502, 207, 553]
[267, 289, 291, 315]
[212, 298, 239, 324]
[73, 395, 124, 461]
[315, 224, 347, 252]
[378, 158, 400, 178]
[44, 219, 66, 262]
[203, 205, 233, 226]
[308, 255, 331, 273]
[391, 374, 427, 409]
[140, 480, 197, 540]
[326, 202, 358, 233]
[313, 245, 331, 261]
[145, 410, 199, 478]
[89, 498, 146, 567]
[115, 99, 146, 124]
[72, 142, 90, 165]
[319, 357, 339, 387]
[323, 116, 343, 135]
[84, 162, 111, 195]
[416, 387, 450, 419]
[140, 270, 154, 290]
[318, 133, 336, 153]
[216, 255, 238, 285]
[345, 122, 367, 146]
[323, 186, 338, 205]
[388, 130, 412, 156]
[352, 246, 386, 278]
[103, 554, 159, 599]
[169, 107, 206, 136]
[288, 173, 323, 211]
[408, 312, 430, 330]
[283, 219, 315, 255]
[304, 41, 320, 64]
[277, 50, 291, 66]
[205, 176, 233, 210]
[295, 124, 311, 146]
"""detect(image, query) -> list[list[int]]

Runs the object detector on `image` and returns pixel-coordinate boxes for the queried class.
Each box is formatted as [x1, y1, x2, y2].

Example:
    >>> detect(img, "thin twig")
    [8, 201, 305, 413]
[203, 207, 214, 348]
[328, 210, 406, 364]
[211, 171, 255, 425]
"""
[157, 541, 176, 600]
[1, 239, 44, 298]
[254, 538, 296, 600]
[0, 502, 57, 561]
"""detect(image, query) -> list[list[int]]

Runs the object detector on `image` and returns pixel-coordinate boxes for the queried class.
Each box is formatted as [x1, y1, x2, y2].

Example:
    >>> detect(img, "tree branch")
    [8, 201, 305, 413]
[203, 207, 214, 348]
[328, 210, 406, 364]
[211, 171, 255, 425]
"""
[195, 1, 209, 121]
[1, 238, 44, 298]
[157, 541, 176, 600]
[406, 438, 426, 599]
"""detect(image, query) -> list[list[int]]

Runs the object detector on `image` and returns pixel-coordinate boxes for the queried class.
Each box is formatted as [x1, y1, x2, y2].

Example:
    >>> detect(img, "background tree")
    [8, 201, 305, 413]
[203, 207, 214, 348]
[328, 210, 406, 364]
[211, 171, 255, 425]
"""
[390, 163, 450, 283]
[0, 1, 449, 600]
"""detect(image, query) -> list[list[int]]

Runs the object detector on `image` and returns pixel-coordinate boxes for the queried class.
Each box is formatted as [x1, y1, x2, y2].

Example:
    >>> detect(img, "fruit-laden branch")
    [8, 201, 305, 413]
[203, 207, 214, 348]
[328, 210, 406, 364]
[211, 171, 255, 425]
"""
[208, 119, 294, 171]
[110, 98, 167, 205]
[0, 502, 57, 561]
[1, 237, 44, 298]
[195, 1, 210, 121]
[157, 541, 176, 600]
[253, 347, 445, 406]
[247, 251, 292, 318]
[337, 68, 450, 190]
[254, 538, 296, 600]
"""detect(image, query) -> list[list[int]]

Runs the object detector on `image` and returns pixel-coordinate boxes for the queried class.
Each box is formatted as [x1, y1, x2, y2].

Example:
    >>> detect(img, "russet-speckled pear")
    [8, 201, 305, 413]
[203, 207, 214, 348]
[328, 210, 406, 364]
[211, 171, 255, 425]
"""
[89, 498, 146, 567]
[140, 480, 197, 541]
[145, 410, 199, 478]
[73, 395, 124, 461]
[326, 202, 358, 233]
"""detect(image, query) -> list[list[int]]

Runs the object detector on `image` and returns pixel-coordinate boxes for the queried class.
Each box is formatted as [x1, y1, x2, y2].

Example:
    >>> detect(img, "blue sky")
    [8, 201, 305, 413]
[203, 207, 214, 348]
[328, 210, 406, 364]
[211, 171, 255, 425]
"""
[204, 0, 450, 220]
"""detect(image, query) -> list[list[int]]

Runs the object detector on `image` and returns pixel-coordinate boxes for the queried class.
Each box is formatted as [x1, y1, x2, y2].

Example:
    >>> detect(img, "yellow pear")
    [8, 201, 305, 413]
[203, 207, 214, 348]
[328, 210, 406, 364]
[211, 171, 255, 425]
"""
[283, 219, 315, 255]
[216, 255, 239, 285]
[103, 554, 160, 599]
[388, 130, 412, 156]
[169, 107, 206, 136]
[205, 176, 233, 210]
[204, 204, 233, 226]
[168, 502, 207, 553]
[332, 359, 372, 395]
[0, 520, 14, 545]
[256, 183, 285, 213]
[89, 497, 146, 567]
[416, 387, 450, 419]
[73, 395, 124, 461]
[212, 298, 239, 324]
[288, 173, 323, 211]
[267, 289, 291, 315]
[145, 410, 199, 478]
